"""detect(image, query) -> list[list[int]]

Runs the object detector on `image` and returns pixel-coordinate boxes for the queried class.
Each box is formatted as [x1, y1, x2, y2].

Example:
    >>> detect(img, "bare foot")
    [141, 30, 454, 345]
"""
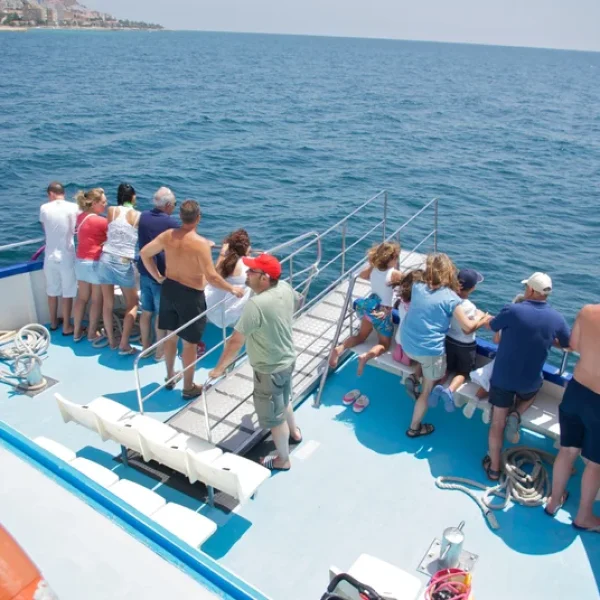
[357, 354, 369, 376]
[328, 345, 343, 368]
[574, 515, 600, 530]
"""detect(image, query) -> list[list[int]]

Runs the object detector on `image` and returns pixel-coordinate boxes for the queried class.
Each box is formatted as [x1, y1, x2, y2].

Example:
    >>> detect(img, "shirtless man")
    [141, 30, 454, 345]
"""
[546, 304, 600, 530]
[140, 200, 244, 399]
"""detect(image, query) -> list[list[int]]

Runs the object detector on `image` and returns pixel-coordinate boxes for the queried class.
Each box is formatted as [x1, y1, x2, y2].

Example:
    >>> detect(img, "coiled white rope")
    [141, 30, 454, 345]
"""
[0, 324, 50, 390]
[435, 446, 555, 530]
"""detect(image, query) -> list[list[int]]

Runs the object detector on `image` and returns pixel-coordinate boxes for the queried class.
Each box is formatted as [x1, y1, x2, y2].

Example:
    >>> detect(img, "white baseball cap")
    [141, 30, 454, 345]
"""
[521, 272, 553, 294]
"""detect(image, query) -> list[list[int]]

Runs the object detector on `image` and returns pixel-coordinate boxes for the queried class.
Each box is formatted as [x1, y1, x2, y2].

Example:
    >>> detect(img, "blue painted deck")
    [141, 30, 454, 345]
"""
[1, 329, 599, 600]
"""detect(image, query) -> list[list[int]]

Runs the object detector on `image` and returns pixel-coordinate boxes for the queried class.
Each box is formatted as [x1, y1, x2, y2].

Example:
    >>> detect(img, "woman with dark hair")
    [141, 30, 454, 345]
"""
[205, 229, 252, 328]
[96, 183, 141, 354]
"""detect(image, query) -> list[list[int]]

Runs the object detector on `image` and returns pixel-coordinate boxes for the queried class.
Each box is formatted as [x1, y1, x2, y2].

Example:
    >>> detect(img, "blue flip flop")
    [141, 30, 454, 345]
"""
[428, 385, 444, 408]
[440, 387, 455, 413]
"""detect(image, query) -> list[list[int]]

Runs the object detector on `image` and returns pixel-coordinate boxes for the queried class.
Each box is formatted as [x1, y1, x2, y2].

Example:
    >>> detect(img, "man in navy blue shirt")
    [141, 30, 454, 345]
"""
[483, 272, 571, 480]
[138, 187, 178, 359]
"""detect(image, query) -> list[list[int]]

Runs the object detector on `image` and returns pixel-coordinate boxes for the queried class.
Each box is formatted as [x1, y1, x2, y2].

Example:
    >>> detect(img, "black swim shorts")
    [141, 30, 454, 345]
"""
[158, 278, 207, 344]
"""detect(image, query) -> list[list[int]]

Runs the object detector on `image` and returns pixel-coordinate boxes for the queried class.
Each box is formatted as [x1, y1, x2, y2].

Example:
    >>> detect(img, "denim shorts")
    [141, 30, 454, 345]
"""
[97, 252, 136, 288]
[75, 259, 101, 285]
[140, 274, 162, 312]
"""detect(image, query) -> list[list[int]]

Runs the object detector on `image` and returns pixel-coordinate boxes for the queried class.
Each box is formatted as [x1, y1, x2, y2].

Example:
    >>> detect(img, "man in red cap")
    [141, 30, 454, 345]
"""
[210, 253, 302, 471]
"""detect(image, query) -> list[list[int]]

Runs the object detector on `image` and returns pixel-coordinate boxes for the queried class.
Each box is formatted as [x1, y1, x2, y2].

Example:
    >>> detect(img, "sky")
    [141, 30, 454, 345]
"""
[85, 0, 600, 52]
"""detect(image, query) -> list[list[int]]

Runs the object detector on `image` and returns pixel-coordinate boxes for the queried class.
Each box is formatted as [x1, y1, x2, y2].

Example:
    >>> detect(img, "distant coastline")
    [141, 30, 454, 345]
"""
[0, 25, 163, 32]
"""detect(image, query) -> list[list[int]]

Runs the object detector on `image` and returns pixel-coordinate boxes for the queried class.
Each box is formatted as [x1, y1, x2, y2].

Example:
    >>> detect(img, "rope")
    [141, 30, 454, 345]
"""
[0, 324, 50, 390]
[435, 446, 555, 530]
[91, 309, 142, 349]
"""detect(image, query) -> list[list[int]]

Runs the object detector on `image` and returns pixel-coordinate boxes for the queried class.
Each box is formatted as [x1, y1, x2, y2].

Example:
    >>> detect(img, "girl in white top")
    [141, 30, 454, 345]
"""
[98, 183, 141, 354]
[329, 242, 403, 382]
[205, 229, 252, 328]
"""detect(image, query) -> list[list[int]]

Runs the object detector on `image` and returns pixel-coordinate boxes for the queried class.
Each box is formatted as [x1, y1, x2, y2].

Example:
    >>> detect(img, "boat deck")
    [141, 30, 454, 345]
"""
[0, 321, 599, 599]
[0, 443, 223, 600]
[166, 248, 426, 454]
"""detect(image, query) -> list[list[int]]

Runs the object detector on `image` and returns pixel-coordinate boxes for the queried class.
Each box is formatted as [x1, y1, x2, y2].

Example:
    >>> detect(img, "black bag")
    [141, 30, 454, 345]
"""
[320, 573, 385, 600]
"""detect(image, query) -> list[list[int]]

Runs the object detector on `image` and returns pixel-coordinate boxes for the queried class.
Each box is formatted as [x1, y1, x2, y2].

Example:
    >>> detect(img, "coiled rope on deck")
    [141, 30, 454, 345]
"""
[91, 309, 142, 349]
[435, 446, 555, 530]
[0, 324, 50, 390]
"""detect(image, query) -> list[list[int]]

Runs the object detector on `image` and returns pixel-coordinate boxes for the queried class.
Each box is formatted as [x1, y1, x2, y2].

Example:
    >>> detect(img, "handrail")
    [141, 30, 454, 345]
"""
[0, 237, 45, 253]
[312, 196, 439, 406]
[134, 230, 322, 414]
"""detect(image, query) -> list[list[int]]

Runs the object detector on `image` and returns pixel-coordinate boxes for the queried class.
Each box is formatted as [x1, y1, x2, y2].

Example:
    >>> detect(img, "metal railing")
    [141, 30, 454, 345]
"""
[0, 237, 45, 259]
[133, 231, 322, 422]
[312, 197, 440, 407]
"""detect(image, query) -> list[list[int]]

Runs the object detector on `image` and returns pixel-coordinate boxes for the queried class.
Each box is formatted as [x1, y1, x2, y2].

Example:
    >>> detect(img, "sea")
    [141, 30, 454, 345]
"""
[0, 30, 598, 333]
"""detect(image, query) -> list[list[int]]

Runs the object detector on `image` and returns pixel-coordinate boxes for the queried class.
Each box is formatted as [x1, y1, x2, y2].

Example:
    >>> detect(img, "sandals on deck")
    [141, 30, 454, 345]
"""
[182, 383, 203, 400]
[404, 375, 420, 401]
[544, 491, 570, 517]
[406, 423, 435, 438]
[165, 372, 183, 391]
[482, 455, 501, 481]
[289, 427, 303, 445]
[260, 455, 290, 472]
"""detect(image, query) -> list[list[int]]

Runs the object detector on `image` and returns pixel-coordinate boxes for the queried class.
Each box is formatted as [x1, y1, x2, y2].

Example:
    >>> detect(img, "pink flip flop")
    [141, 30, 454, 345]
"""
[353, 395, 370, 413]
[343, 389, 361, 405]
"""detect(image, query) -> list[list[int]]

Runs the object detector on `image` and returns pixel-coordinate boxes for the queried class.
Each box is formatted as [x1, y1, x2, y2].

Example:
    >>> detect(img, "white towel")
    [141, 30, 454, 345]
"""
[470, 359, 494, 392]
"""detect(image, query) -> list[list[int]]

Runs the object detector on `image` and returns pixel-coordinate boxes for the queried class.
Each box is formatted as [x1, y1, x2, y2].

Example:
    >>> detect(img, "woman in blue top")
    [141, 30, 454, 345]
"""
[401, 253, 490, 438]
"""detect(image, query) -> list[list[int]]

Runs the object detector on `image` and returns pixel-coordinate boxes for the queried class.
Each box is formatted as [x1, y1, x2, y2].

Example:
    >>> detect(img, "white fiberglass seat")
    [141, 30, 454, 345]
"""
[70, 457, 120, 488]
[186, 451, 271, 503]
[109, 480, 166, 517]
[34, 436, 77, 463]
[152, 503, 217, 548]
[54, 393, 133, 434]
[96, 414, 177, 454]
[139, 429, 223, 477]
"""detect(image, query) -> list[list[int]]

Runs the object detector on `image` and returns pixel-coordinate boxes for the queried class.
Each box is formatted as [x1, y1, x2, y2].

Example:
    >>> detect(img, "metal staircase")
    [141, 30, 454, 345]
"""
[133, 192, 440, 455]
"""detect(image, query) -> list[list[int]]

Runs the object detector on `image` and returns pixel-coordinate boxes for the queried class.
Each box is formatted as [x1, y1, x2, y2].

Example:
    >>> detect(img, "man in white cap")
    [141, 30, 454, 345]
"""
[482, 272, 571, 481]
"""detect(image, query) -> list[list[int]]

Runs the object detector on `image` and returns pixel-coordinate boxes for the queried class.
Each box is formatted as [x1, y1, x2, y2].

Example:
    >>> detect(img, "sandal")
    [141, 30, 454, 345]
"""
[353, 395, 370, 413]
[289, 427, 303, 445]
[544, 491, 570, 517]
[260, 455, 290, 472]
[165, 372, 183, 390]
[404, 374, 420, 401]
[182, 383, 203, 399]
[118, 346, 139, 356]
[343, 389, 361, 406]
[482, 455, 501, 481]
[406, 423, 435, 438]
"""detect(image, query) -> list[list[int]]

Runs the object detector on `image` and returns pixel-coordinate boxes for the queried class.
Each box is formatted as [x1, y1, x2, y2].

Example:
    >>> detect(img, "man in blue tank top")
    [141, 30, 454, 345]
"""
[483, 272, 571, 480]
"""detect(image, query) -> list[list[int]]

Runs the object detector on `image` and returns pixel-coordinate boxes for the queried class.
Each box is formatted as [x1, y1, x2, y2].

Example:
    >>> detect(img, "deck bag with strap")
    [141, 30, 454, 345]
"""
[321, 573, 385, 600]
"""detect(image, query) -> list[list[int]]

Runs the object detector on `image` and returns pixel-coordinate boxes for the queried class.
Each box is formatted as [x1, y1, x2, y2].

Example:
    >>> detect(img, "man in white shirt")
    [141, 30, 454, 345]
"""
[39, 181, 78, 334]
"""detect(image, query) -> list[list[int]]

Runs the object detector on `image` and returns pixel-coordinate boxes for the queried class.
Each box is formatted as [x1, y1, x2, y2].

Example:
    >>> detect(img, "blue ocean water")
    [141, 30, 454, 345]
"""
[0, 31, 598, 326]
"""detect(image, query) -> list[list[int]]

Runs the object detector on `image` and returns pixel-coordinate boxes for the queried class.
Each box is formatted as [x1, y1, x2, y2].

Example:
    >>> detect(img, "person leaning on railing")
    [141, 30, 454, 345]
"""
[39, 181, 78, 335]
[72, 187, 108, 343]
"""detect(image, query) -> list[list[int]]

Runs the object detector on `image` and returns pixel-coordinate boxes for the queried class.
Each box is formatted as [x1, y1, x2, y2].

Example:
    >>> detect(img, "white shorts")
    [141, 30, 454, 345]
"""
[44, 258, 77, 298]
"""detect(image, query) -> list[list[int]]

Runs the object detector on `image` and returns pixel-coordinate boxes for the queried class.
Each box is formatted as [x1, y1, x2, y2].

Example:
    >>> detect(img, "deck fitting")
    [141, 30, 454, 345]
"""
[417, 538, 478, 576]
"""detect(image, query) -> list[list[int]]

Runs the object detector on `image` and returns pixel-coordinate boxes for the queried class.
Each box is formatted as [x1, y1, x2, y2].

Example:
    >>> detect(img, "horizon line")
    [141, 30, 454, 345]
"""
[156, 28, 600, 54]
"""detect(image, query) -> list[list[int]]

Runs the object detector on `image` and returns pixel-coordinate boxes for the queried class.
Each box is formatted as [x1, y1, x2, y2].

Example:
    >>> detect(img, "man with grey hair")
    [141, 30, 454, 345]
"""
[137, 187, 178, 359]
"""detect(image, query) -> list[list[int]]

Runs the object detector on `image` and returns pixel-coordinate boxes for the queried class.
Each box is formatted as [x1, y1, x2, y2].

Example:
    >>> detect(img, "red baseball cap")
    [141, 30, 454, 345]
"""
[242, 253, 282, 280]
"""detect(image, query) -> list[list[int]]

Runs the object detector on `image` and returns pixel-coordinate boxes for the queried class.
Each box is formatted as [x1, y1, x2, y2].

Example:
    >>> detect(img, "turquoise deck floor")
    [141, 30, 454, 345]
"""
[1, 330, 599, 600]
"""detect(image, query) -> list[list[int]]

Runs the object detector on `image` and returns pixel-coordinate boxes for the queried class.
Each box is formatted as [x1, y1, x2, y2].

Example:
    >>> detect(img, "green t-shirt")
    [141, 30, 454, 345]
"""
[235, 280, 297, 374]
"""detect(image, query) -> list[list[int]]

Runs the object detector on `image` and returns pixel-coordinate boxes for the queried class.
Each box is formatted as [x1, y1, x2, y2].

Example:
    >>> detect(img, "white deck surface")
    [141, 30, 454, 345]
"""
[0, 443, 223, 600]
